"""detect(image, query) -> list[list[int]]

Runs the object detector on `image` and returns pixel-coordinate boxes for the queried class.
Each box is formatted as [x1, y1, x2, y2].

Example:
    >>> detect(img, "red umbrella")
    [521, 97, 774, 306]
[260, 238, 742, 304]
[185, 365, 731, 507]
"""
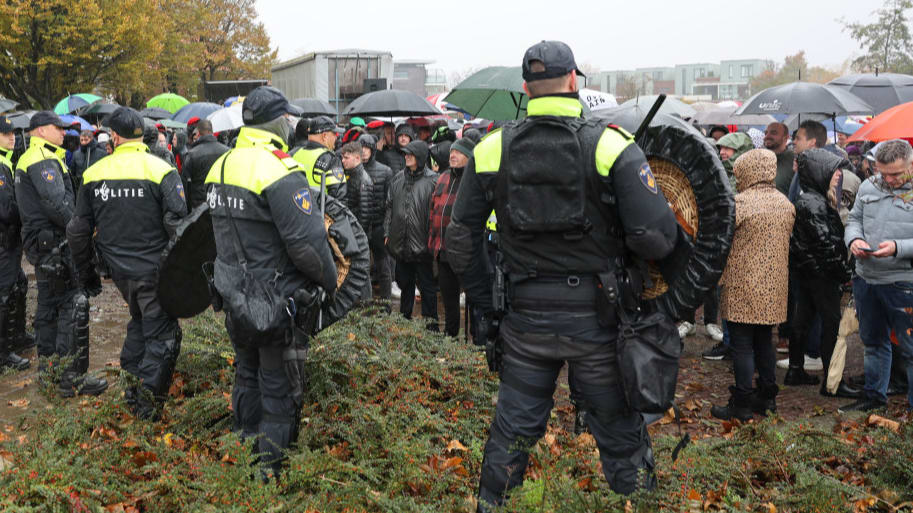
[847, 101, 913, 144]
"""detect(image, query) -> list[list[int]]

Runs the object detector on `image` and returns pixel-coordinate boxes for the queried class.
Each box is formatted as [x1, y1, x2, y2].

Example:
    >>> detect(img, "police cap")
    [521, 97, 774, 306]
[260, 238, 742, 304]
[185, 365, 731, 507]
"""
[107, 107, 145, 139]
[309, 116, 336, 135]
[0, 115, 13, 133]
[28, 110, 70, 131]
[522, 40, 585, 82]
[242, 86, 297, 125]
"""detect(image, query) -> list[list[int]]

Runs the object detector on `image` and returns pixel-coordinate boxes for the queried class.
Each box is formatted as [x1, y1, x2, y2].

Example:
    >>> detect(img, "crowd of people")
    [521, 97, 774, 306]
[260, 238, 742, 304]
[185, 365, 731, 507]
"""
[1, 38, 912, 511]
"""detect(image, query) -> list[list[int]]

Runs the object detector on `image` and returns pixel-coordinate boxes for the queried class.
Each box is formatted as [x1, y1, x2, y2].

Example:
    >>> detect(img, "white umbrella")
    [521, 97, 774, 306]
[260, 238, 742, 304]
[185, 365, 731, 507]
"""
[207, 104, 243, 133]
[579, 88, 617, 112]
[621, 94, 697, 119]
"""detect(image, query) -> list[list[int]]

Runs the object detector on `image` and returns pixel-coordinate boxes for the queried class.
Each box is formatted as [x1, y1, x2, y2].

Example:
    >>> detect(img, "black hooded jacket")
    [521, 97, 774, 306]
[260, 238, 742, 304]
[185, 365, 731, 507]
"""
[790, 148, 852, 282]
[360, 134, 392, 233]
[377, 123, 413, 172]
[344, 163, 374, 233]
[142, 122, 176, 166]
[429, 141, 451, 172]
[70, 141, 107, 188]
[385, 141, 436, 262]
[183, 134, 229, 208]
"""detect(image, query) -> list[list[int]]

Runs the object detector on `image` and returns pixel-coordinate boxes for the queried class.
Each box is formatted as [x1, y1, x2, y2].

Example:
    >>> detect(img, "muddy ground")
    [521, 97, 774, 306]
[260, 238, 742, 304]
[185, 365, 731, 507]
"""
[1, 272, 907, 433]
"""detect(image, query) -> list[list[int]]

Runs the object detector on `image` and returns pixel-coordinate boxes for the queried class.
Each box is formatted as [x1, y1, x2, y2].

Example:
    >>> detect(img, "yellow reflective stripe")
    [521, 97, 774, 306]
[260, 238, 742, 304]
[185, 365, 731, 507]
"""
[0, 150, 12, 174]
[473, 129, 502, 173]
[292, 147, 320, 172]
[293, 147, 343, 186]
[526, 96, 583, 117]
[83, 144, 174, 185]
[16, 137, 69, 175]
[205, 149, 294, 195]
[486, 210, 497, 231]
[595, 129, 634, 177]
[234, 127, 288, 152]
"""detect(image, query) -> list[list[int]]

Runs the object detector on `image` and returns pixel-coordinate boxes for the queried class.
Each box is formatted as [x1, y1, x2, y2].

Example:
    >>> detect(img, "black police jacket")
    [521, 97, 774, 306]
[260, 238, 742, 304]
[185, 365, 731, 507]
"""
[0, 149, 21, 240]
[183, 135, 229, 208]
[67, 141, 188, 281]
[14, 136, 75, 261]
[790, 149, 852, 282]
[205, 127, 337, 297]
[385, 165, 437, 262]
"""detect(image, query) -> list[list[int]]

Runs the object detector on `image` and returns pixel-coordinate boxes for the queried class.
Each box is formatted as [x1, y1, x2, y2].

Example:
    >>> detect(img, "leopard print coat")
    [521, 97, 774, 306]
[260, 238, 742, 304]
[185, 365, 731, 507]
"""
[720, 149, 795, 325]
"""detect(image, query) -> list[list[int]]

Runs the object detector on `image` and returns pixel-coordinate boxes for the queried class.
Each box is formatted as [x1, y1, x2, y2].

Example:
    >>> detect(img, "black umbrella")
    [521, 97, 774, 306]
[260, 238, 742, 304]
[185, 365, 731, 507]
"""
[6, 110, 36, 130]
[139, 107, 172, 120]
[342, 90, 442, 117]
[735, 81, 873, 117]
[170, 102, 222, 123]
[827, 73, 913, 114]
[291, 98, 337, 117]
[0, 98, 19, 113]
[78, 102, 120, 124]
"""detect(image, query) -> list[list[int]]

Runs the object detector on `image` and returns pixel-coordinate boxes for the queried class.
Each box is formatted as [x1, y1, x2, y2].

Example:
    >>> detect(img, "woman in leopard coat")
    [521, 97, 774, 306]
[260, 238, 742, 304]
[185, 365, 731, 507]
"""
[713, 148, 795, 421]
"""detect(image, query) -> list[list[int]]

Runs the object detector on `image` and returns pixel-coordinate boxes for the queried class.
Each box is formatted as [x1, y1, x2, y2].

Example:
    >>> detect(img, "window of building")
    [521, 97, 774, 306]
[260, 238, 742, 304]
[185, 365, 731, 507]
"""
[698, 68, 705, 78]
[393, 71, 409, 80]
[729, 65, 734, 78]
[741, 64, 753, 78]
[653, 71, 664, 81]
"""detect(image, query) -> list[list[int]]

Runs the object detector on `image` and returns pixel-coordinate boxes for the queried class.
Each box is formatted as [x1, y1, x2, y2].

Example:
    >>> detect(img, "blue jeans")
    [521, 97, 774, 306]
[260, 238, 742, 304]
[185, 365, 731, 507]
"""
[853, 277, 913, 405]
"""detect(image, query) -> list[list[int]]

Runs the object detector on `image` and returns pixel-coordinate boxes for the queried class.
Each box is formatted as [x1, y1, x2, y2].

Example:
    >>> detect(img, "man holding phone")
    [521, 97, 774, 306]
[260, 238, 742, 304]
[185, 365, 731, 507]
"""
[841, 139, 913, 413]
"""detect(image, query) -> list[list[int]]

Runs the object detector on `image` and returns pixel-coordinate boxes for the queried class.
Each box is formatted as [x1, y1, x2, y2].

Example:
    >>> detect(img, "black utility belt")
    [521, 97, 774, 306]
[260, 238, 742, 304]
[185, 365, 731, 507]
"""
[511, 275, 600, 311]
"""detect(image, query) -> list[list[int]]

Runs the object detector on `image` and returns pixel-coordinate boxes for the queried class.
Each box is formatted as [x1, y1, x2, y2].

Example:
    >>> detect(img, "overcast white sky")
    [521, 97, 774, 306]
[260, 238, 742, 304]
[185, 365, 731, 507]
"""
[257, 0, 882, 76]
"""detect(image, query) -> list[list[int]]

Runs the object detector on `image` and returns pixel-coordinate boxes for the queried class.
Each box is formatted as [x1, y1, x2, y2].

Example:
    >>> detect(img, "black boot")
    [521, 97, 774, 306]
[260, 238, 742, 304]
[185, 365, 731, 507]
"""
[784, 367, 819, 386]
[820, 380, 861, 399]
[58, 371, 109, 398]
[0, 307, 29, 371]
[8, 283, 35, 353]
[57, 293, 107, 398]
[711, 386, 754, 422]
[752, 383, 779, 416]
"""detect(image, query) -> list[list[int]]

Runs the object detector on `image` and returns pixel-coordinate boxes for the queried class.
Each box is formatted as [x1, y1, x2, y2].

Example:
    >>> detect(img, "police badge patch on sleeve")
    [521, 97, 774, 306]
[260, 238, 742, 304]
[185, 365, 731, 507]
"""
[331, 166, 344, 182]
[41, 169, 55, 182]
[293, 188, 312, 215]
[639, 163, 658, 194]
[175, 183, 185, 201]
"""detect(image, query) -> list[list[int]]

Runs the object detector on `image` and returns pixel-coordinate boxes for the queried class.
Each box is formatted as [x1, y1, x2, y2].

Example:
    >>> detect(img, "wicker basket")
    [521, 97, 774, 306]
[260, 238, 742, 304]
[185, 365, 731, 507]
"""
[641, 157, 699, 300]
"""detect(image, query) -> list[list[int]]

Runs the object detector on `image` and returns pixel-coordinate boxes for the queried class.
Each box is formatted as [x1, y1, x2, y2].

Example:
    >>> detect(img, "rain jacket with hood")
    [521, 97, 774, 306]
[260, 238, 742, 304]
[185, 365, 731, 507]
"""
[172, 130, 188, 172]
[378, 124, 413, 172]
[142, 122, 176, 167]
[359, 134, 392, 231]
[790, 148, 852, 282]
[182, 134, 229, 208]
[429, 141, 451, 172]
[343, 162, 374, 234]
[718, 132, 755, 189]
[385, 141, 436, 262]
[720, 149, 795, 325]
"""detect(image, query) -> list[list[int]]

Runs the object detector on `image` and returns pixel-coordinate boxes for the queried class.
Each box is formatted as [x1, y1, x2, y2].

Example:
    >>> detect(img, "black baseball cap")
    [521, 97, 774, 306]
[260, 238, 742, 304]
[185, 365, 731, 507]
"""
[309, 116, 336, 134]
[28, 110, 70, 131]
[0, 116, 13, 133]
[242, 86, 297, 125]
[521, 40, 584, 82]
[107, 107, 145, 138]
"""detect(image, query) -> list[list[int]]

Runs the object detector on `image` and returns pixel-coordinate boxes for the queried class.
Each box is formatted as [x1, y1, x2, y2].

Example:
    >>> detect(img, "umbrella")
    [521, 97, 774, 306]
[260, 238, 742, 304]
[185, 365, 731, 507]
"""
[578, 88, 617, 113]
[691, 106, 775, 126]
[444, 66, 528, 120]
[343, 89, 442, 117]
[828, 73, 913, 114]
[207, 104, 244, 133]
[290, 98, 337, 117]
[59, 114, 93, 131]
[687, 101, 721, 112]
[54, 93, 102, 115]
[140, 107, 173, 120]
[224, 96, 244, 107]
[621, 95, 697, 119]
[735, 82, 873, 117]
[847, 101, 913, 143]
[147, 93, 190, 114]
[0, 98, 18, 113]
[159, 119, 187, 130]
[171, 102, 222, 123]
[591, 103, 696, 135]
[7, 110, 36, 130]
[78, 102, 119, 117]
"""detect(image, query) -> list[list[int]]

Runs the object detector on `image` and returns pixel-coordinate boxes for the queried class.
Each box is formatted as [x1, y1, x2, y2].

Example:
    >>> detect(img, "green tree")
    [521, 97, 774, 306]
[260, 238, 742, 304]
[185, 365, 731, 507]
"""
[197, 0, 278, 83]
[749, 52, 840, 93]
[842, 0, 913, 74]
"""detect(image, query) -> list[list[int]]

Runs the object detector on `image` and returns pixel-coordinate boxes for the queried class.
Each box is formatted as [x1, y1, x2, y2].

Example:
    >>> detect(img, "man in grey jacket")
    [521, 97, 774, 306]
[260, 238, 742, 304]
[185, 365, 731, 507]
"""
[840, 139, 913, 413]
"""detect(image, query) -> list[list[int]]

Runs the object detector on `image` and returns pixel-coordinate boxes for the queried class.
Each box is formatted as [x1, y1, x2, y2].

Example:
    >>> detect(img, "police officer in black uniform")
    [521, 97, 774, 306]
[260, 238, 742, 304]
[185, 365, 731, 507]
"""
[16, 111, 108, 397]
[68, 107, 189, 419]
[205, 87, 338, 477]
[445, 41, 681, 511]
[0, 115, 30, 371]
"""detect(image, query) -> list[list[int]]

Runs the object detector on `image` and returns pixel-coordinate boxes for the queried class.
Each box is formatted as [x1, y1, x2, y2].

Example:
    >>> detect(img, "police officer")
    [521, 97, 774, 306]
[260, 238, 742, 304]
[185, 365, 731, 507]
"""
[445, 41, 680, 510]
[290, 116, 346, 201]
[0, 115, 30, 371]
[15, 111, 108, 397]
[205, 86, 337, 477]
[67, 107, 188, 419]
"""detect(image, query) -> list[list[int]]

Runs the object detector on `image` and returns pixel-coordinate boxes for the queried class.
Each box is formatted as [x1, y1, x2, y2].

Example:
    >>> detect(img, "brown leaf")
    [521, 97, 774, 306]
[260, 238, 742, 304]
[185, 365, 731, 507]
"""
[11, 378, 32, 388]
[131, 451, 157, 467]
[347, 332, 356, 341]
[446, 439, 468, 452]
[866, 414, 900, 433]
[762, 502, 777, 513]
[7, 399, 29, 408]
[576, 477, 594, 490]
[683, 399, 700, 411]
[440, 456, 463, 471]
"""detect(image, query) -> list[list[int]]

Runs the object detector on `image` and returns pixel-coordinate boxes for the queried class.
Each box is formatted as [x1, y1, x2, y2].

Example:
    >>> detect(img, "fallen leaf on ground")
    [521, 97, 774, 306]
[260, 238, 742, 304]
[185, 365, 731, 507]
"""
[7, 399, 29, 408]
[866, 414, 900, 433]
[446, 439, 467, 452]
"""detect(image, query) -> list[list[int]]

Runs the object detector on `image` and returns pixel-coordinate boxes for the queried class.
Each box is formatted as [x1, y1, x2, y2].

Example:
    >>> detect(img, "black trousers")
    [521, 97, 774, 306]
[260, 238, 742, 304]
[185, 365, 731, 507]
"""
[437, 255, 462, 337]
[394, 258, 438, 325]
[728, 321, 776, 397]
[34, 260, 76, 360]
[226, 316, 298, 475]
[477, 307, 654, 512]
[683, 286, 719, 325]
[369, 227, 392, 300]
[114, 278, 181, 397]
[789, 276, 841, 374]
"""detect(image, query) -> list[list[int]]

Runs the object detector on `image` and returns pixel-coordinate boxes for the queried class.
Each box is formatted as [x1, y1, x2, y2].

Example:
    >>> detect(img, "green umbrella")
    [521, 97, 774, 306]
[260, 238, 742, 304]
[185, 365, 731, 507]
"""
[444, 66, 528, 120]
[54, 93, 102, 114]
[147, 93, 190, 114]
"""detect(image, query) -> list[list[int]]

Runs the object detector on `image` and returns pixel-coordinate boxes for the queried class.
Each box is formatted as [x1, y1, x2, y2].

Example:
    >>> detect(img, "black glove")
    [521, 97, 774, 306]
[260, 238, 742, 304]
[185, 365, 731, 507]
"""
[481, 313, 502, 373]
[80, 269, 102, 297]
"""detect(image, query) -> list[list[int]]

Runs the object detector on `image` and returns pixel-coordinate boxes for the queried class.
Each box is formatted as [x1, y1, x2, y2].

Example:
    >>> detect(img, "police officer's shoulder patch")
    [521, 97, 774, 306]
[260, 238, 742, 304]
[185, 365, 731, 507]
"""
[293, 187, 312, 215]
[175, 182, 185, 200]
[639, 163, 658, 194]
[331, 166, 344, 182]
[271, 149, 299, 170]
[41, 168, 55, 182]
